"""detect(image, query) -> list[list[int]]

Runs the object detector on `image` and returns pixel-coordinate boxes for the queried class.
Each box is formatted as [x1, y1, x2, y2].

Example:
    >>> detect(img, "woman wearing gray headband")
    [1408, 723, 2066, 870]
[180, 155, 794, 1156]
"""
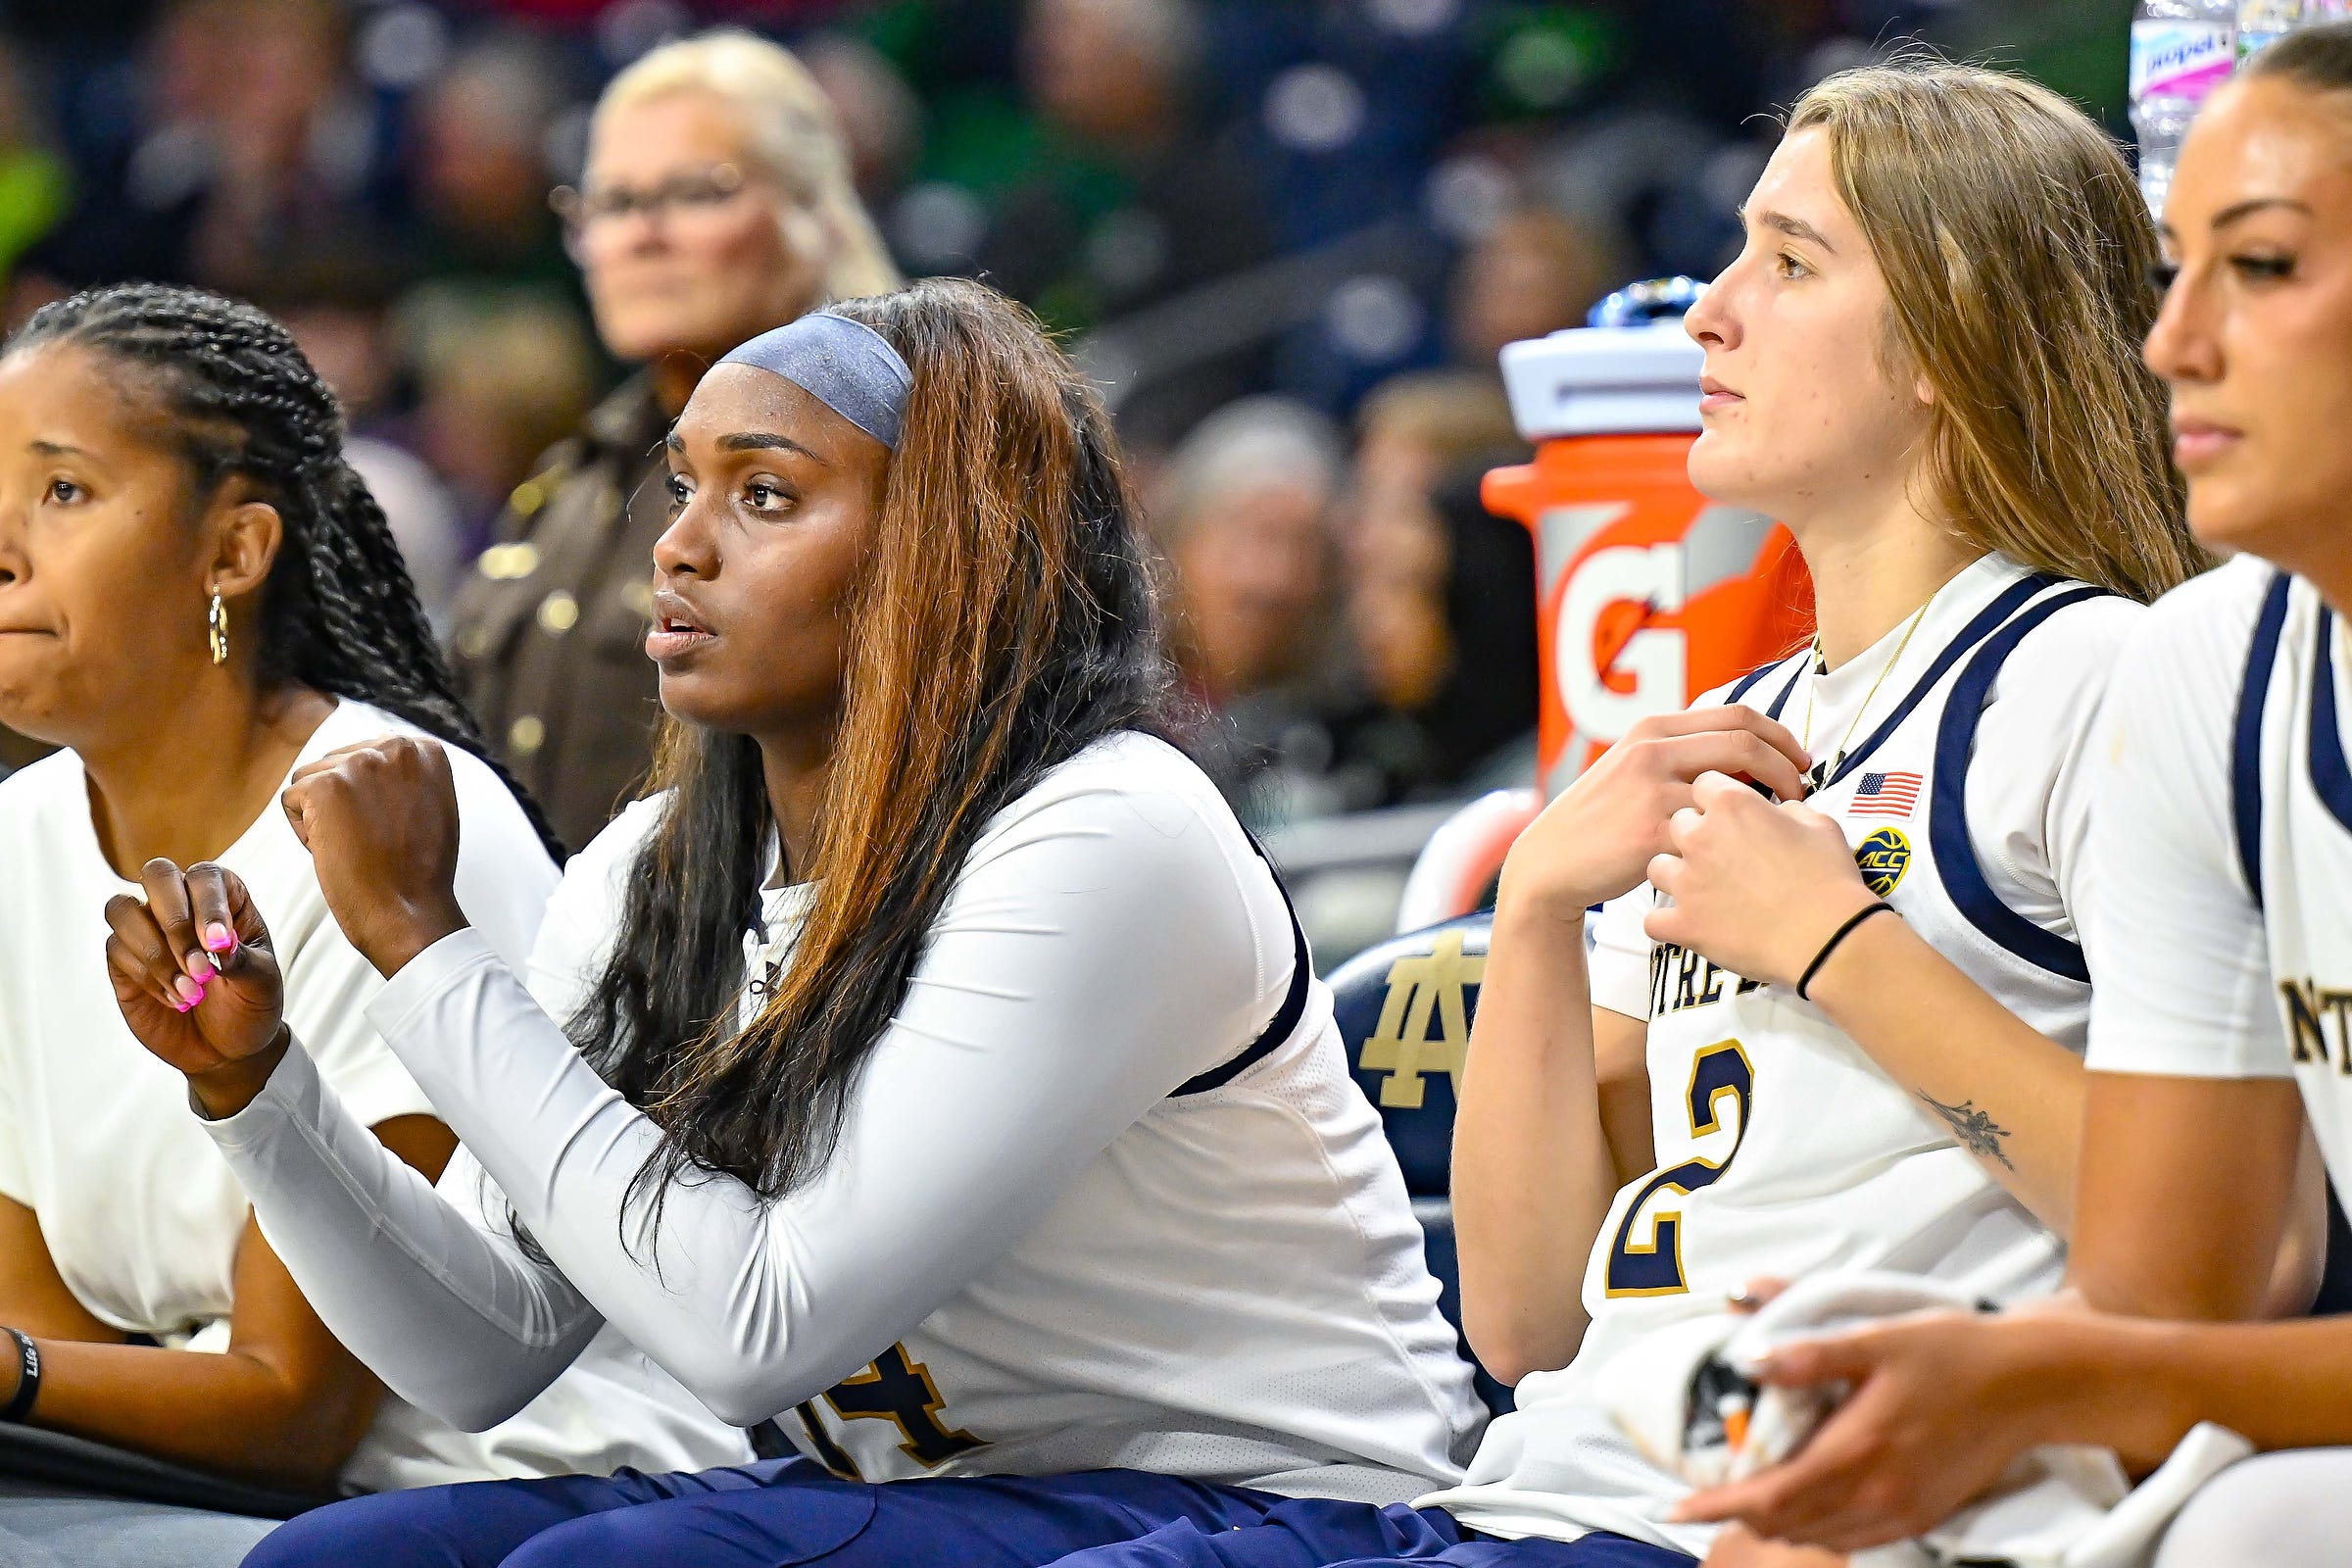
[106, 277, 1486, 1568]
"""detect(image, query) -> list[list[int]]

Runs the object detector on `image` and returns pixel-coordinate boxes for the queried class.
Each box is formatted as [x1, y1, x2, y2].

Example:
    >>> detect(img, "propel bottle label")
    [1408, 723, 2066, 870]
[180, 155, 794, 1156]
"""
[2130, 21, 2236, 101]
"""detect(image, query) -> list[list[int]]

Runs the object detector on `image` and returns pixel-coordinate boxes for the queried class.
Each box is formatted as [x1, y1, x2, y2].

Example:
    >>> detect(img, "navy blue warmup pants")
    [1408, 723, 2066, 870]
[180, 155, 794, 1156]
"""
[1040, 1495, 1695, 1568]
[238, 1462, 1693, 1568]
[244, 1460, 1277, 1568]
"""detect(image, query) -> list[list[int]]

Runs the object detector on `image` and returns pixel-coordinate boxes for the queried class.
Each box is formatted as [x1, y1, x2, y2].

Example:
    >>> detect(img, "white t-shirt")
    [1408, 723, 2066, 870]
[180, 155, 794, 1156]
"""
[0, 699, 751, 1492]
[1426, 556, 2131, 1554]
[205, 729, 1487, 1502]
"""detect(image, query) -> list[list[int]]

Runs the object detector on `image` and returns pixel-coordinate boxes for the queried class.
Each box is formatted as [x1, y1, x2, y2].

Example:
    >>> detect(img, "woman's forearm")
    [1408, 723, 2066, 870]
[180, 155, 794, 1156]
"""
[2037, 1314, 2352, 1471]
[6, 1338, 377, 1493]
[1805, 914, 2084, 1233]
[1452, 894, 1626, 1386]
[355, 808, 1316, 1429]
[205, 1040, 606, 1431]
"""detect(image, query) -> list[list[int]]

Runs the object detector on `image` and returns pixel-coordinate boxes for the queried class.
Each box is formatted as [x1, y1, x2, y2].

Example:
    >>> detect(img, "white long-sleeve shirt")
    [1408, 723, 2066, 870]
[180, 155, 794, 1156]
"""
[206, 731, 1485, 1501]
[0, 699, 750, 1493]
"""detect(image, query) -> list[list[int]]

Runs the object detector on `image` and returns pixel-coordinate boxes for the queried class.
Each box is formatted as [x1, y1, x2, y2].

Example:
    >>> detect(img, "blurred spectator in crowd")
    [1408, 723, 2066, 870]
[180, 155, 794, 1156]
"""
[409, 293, 598, 592]
[1154, 395, 1345, 708]
[447, 29, 898, 853]
[903, 0, 1272, 448]
[270, 267, 472, 629]
[144, 0, 395, 297]
[1346, 372, 1520, 691]
[1449, 204, 1617, 369]
[0, 42, 68, 774]
[404, 30, 577, 306]
[799, 33, 923, 212]
[1339, 371, 1537, 797]
[1149, 396, 1346, 816]
[0, 44, 68, 297]
[1236, 369, 1536, 820]
[348, 436, 465, 632]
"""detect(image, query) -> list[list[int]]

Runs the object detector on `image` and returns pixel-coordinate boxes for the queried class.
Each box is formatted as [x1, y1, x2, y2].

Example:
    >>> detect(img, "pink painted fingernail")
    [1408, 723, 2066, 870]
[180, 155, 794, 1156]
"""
[174, 975, 204, 1005]
[203, 923, 234, 954]
[172, 996, 192, 1014]
[185, 955, 216, 983]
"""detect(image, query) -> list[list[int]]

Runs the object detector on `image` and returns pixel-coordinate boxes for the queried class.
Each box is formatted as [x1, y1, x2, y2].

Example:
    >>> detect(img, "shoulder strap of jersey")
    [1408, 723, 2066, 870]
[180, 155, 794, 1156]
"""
[1927, 582, 2110, 983]
[1170, 828, 1312, 1097]
[2232, 569, 2293, 909]
[1821, 573, 2057, 791]
[2305, 604, 2352, 840]
[1723, 651, 1808, 722]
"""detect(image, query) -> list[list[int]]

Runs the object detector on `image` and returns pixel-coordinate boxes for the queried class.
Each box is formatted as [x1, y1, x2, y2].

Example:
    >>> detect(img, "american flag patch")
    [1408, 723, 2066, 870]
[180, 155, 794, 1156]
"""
[1849, 770, 1922, 816]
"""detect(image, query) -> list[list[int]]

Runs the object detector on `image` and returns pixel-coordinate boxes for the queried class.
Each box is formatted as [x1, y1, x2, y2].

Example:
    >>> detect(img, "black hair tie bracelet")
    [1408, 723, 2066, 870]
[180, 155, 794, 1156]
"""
[0, 1327, 39, 1423]
[1795, 902, 1898, 1002]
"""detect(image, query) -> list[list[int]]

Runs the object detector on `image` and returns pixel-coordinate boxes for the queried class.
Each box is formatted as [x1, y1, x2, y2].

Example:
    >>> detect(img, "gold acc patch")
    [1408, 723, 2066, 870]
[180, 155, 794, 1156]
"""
[1855, 826, 1911, 899]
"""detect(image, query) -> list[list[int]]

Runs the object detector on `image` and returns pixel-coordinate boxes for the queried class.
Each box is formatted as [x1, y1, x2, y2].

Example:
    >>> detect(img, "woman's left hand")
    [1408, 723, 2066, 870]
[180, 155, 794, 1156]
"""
[1671, 1312, 2060, 1552]
[1643, 771, 1879, 988]
[282, 737, 469, 978]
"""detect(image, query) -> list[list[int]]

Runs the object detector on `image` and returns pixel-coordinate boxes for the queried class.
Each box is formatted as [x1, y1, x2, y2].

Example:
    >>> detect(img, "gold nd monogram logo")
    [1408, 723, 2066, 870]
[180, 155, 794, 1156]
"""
[1358, 932, 1487, 1108]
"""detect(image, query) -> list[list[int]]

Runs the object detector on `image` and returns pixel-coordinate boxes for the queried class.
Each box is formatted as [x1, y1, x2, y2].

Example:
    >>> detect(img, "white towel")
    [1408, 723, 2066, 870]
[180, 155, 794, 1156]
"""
[1592, 1271, 2252, 1568]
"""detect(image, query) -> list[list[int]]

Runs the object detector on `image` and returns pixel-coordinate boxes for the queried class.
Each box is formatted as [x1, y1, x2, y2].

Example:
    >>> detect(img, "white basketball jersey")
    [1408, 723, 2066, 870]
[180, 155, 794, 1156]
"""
[2230, 568, 2352, 1187]
[1428, 557, 2128, 1553]
[768, 978, 1486, 1502]
[710, 761, 1488, 1503]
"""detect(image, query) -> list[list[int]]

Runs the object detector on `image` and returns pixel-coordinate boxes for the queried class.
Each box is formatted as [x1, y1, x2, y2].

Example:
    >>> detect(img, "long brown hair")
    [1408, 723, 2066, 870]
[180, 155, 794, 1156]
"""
[1789, 59, 2207, 602]
[568, 278, 1177, 1211]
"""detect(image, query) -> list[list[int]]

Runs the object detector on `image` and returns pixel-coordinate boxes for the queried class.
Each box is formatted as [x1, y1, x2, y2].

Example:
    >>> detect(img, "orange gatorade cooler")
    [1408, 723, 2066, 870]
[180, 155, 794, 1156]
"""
[1485, 283, 1813, 798]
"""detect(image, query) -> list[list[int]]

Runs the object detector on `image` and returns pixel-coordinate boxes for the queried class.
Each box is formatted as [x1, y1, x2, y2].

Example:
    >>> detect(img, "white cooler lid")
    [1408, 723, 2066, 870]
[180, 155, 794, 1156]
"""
[1498, 324, 1703, 441]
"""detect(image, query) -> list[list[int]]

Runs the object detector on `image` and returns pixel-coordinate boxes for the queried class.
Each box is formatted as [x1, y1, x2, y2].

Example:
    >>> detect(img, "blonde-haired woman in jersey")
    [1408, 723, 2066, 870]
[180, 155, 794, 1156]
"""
[1025, 52, 2211, 1568]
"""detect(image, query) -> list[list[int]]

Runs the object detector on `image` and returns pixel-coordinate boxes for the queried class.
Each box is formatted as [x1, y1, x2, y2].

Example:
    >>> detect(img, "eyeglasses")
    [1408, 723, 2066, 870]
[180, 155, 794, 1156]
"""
[548, 163, 752, 252]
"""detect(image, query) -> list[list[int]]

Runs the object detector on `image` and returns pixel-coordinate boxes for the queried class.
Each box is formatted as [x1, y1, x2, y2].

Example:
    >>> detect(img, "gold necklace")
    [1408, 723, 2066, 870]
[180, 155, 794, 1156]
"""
[1802, 597, 1934, 792]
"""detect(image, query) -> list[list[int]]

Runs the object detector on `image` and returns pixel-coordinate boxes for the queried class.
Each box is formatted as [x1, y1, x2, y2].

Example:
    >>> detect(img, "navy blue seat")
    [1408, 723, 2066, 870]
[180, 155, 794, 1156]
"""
[1328, 913, 1512, 1414]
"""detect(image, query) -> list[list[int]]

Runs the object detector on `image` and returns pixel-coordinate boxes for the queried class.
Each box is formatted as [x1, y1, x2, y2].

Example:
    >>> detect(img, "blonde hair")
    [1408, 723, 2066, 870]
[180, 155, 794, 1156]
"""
[1788, 60, 2205, 603]
[598, 30, 901, 303]
[1356, 369, 1519, 466]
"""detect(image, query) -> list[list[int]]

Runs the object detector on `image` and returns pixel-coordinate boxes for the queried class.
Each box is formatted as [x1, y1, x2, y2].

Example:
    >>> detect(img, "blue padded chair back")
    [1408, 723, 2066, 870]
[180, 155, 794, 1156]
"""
[1328, 912, 1511, 1413]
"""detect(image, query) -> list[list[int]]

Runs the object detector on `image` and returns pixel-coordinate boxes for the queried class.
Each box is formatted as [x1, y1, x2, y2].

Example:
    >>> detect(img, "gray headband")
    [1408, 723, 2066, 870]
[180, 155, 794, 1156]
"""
[717, 312, 912, 449]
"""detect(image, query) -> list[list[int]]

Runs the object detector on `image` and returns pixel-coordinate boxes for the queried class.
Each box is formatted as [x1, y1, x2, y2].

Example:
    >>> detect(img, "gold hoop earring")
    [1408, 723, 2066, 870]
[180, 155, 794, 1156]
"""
[208, 592, 229, 666]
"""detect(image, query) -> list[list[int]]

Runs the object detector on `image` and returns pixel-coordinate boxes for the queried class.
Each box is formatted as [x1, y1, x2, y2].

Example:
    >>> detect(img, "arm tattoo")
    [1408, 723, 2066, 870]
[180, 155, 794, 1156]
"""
[1917, 1093, 2015, 1170]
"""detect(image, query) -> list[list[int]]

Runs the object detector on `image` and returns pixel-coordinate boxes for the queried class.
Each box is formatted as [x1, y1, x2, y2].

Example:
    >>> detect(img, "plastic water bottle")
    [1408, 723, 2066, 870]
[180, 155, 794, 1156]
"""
[2240, 0, 2305, 58]
[2132, 0, 2237, 216]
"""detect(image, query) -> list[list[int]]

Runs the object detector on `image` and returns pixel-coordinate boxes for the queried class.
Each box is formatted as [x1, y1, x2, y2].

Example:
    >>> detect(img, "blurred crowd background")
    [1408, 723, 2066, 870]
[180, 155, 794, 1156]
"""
[0, 0, 2128, 862]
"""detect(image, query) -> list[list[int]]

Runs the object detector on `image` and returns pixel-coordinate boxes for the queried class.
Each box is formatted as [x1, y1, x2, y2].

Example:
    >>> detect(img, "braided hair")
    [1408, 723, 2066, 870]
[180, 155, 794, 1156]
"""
[9, 283, 565, 860]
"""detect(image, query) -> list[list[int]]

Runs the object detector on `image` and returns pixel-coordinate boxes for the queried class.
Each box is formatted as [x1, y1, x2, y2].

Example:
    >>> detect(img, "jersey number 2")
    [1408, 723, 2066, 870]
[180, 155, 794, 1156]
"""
[1604, 1040, 1754, 1298]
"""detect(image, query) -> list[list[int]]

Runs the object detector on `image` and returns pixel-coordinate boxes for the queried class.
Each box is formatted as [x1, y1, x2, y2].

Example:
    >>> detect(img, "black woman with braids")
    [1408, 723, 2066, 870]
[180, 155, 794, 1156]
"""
[107, 276, 1484, 1568]
[0, 285, 752, 1565]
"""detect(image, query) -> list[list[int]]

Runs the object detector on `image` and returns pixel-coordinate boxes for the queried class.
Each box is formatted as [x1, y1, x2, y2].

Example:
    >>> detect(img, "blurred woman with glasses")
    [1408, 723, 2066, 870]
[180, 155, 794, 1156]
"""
[448, 29, 899, 854]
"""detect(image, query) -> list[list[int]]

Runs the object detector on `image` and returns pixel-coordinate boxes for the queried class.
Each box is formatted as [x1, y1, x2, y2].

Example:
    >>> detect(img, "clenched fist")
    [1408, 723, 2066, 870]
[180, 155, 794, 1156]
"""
[282, 737, 469, 978]
[106, 858, 290, 1119]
